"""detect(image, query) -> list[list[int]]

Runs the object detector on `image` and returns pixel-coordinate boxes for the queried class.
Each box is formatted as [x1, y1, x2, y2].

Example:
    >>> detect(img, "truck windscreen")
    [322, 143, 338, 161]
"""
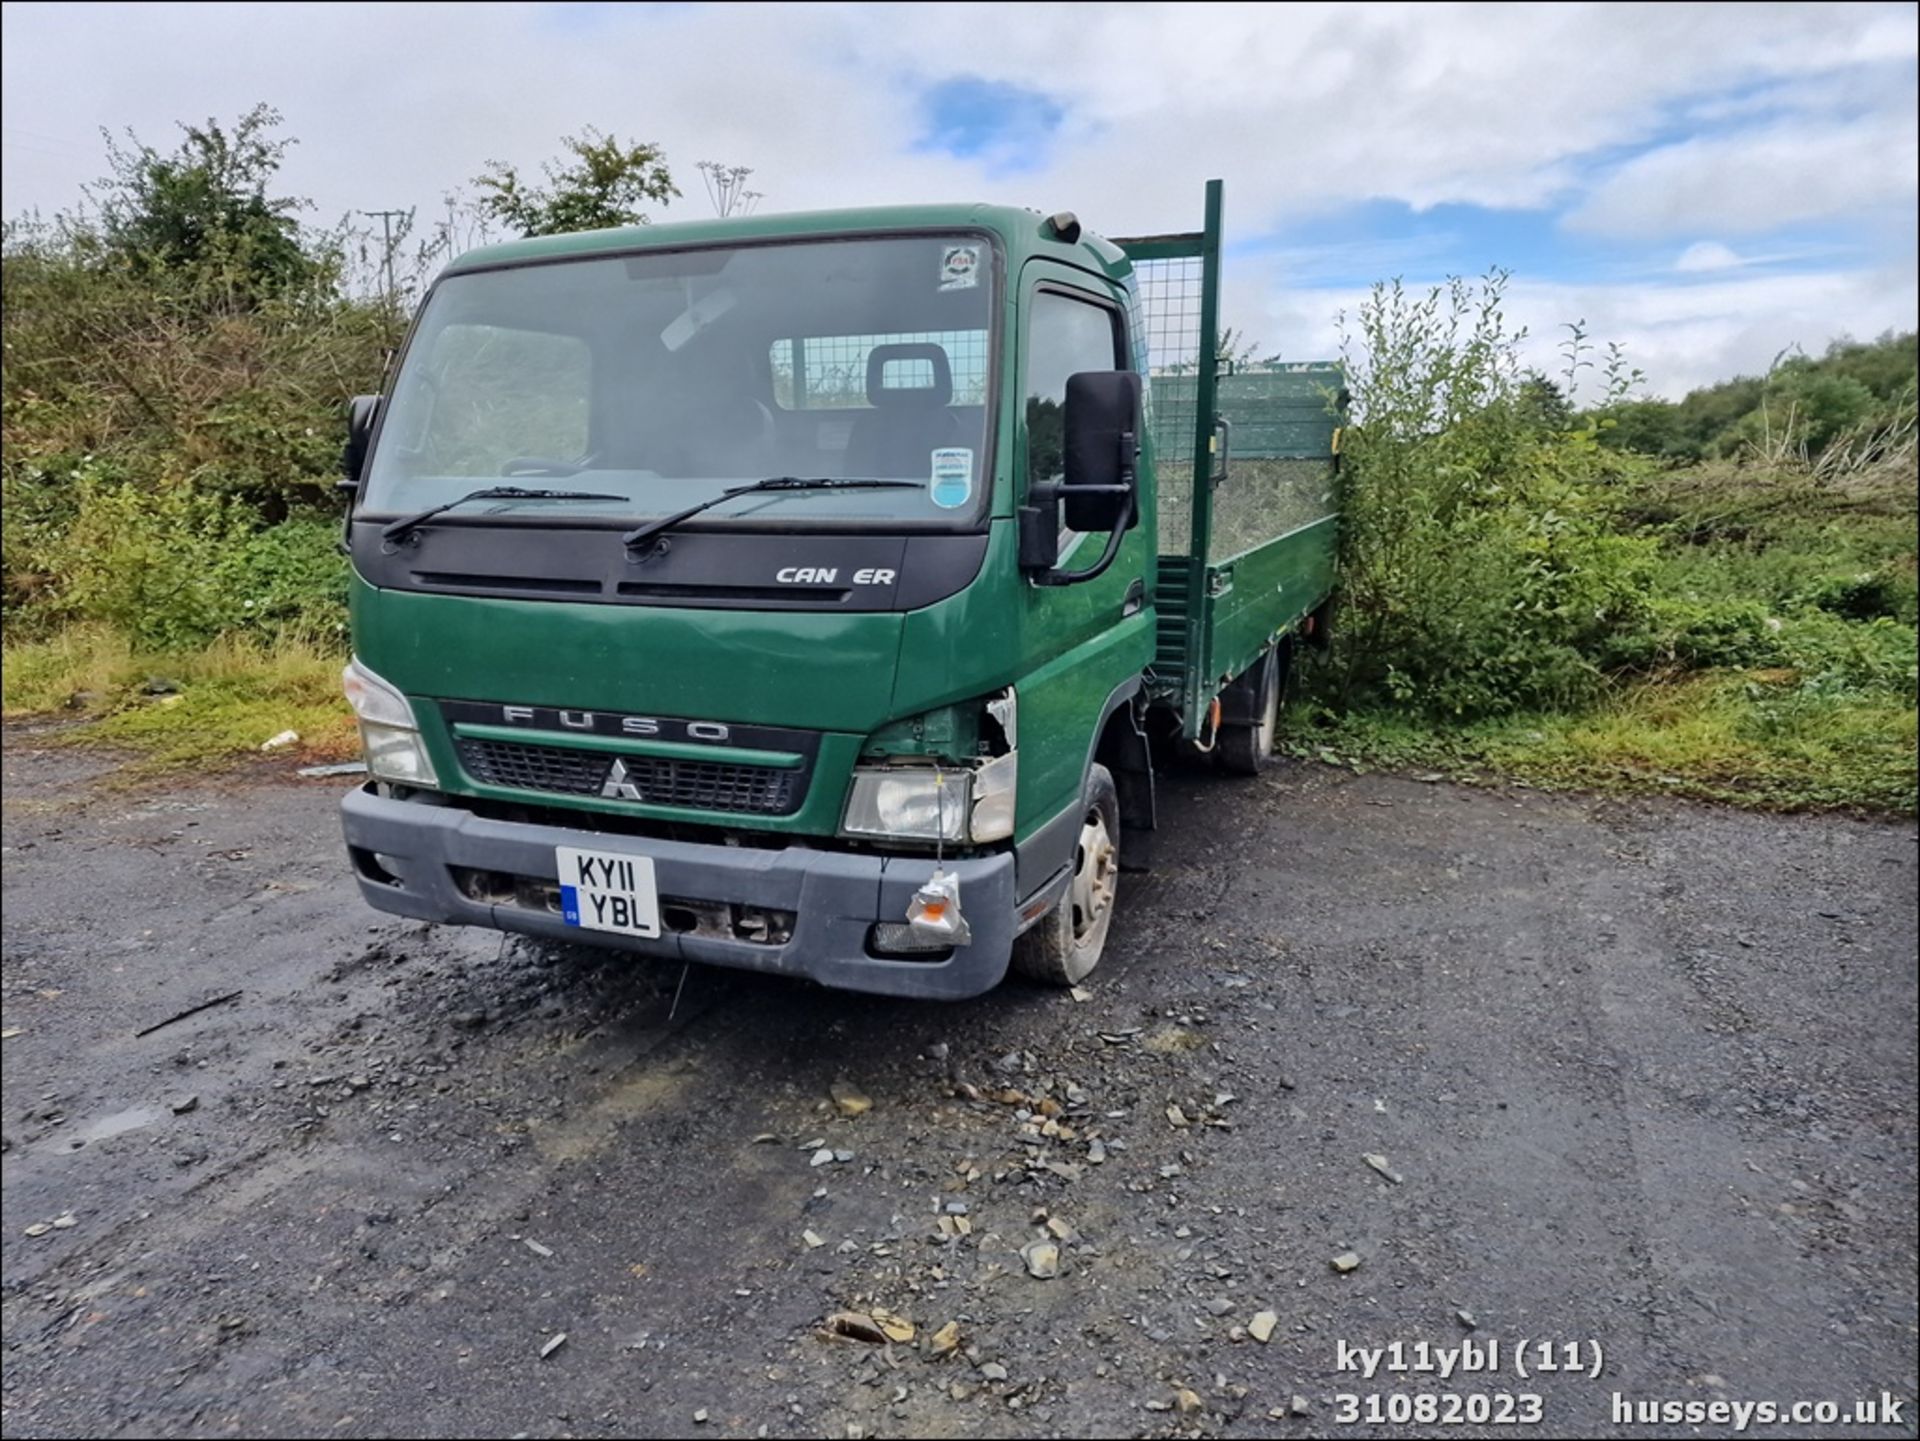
[364, 234, 998, 530]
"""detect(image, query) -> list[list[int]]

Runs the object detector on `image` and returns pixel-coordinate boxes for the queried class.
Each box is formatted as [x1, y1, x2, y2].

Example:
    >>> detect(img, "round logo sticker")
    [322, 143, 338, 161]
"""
[938, 244, 981, 291]
[930, 447, 974, 509]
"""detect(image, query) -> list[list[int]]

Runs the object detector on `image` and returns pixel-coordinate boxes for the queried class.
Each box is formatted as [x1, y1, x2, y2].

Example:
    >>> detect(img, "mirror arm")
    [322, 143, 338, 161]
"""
[1025, 425, 1141, 586]
[1018, 481, 1064, 571]
[1030, 501, 1132, 587]
[335, 478, 360, 554]
[1028, 456, 1136, 587]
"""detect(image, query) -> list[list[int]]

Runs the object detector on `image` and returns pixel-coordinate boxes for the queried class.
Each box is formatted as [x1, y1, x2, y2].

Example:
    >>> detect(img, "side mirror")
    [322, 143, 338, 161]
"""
[341, 394, 382, 493]
[1019, 371, 1143, 585]
[1062, 370, 1142, 534]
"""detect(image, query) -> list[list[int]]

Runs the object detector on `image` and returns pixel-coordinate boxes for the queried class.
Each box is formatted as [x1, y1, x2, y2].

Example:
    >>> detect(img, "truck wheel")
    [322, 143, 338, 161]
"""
[1012, 764, 1119, 987]
[1216, 646, 1281, 776]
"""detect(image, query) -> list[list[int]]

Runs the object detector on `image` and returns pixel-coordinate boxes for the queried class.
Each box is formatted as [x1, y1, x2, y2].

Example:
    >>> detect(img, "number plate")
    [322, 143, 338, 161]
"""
[556, 845, 660, 938]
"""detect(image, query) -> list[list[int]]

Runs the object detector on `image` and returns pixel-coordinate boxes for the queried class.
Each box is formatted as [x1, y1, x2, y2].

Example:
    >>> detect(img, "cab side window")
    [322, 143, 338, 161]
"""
[1024, 290, 1124, 534]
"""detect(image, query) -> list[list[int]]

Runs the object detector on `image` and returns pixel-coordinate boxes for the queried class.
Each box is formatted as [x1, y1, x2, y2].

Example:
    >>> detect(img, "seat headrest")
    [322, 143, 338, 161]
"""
[866, 343, 953, 408]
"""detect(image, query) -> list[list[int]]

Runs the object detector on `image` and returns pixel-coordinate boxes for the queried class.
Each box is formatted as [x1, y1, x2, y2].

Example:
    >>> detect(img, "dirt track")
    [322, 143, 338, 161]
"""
[3, 735, 1915, 1438]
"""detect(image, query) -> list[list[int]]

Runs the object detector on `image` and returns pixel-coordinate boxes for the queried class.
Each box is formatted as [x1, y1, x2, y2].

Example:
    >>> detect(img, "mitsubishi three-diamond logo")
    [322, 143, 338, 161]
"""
[601, 758, 642, 800]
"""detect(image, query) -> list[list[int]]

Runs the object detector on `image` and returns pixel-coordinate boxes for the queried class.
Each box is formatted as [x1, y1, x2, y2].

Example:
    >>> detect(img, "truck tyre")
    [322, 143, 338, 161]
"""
[1216, 645, 1281, 776]
[1012, 763, 1120, 987]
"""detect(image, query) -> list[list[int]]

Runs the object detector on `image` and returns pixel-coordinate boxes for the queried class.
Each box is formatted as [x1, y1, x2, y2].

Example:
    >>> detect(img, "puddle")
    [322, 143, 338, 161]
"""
[52, 1104, 165, 1153]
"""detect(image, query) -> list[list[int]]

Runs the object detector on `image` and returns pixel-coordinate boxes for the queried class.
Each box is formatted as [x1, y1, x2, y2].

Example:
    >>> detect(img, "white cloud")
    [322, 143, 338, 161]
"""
[1674, 242, 1746, 273]
[1514, 268, 1917, 398]
[6, 2, 1914, 231]
[1230, 264, 1918, 400]
[1566, 114, 1919, 238]
[1, 0, 1913, 396]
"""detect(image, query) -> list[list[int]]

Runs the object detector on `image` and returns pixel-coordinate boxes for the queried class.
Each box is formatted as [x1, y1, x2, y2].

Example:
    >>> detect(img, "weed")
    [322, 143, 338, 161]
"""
[1306, 276, 1915, 814]
[3, 626, 356, 776]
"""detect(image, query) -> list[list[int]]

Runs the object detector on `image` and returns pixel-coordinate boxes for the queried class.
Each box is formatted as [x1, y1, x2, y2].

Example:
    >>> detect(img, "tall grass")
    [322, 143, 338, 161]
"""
[3, 626, 357, 774]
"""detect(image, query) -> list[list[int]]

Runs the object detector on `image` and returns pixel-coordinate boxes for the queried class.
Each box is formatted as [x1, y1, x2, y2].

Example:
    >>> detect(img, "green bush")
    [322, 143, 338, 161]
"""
[1796, 568, 1911, 623]
[1317, 274, 1915, 814]
[1603, 595, 1778, 673]
[1602, 595, 1917, 694]
[8, 462, 345, 649]
[1329, 273, 1657, 719]
[213, 516, 348, 639]
[1771, 612, 1918, 699]
[38, 469, 247, 647]
[2, 107, 381, 653]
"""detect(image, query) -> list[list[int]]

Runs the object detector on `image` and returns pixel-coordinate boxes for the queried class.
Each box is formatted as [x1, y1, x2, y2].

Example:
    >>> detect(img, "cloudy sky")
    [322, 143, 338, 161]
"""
[3, 1, 1914, 397]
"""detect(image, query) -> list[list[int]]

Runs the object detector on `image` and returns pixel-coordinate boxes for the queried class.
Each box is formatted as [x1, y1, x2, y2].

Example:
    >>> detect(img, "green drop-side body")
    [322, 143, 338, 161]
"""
[343, 186, 1339, 997]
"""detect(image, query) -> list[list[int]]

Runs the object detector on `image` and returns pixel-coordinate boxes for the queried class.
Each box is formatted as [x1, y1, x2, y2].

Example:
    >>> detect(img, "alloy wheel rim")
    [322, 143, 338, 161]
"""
[1070, 811, 1118, 942]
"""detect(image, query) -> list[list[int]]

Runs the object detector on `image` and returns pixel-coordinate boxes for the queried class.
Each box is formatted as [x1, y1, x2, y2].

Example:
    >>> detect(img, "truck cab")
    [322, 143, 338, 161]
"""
[338, 183, 1340, 998]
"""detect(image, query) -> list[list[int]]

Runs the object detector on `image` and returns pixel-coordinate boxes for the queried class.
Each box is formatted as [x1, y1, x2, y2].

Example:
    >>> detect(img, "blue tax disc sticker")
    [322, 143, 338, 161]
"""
[929, 447, 974, 509]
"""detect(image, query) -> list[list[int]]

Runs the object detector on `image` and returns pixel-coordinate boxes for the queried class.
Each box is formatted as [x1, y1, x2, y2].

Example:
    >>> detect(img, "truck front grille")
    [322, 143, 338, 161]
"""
[456, 738, 805, 817]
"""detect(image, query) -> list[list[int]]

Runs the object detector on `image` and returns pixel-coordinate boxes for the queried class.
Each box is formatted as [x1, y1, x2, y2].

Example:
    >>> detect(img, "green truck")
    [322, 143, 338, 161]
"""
[337, 179, 1341, 998]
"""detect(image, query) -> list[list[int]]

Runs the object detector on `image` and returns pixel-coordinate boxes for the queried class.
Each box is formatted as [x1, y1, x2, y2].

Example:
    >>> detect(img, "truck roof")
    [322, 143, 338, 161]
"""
[440, 202, 1130, 281]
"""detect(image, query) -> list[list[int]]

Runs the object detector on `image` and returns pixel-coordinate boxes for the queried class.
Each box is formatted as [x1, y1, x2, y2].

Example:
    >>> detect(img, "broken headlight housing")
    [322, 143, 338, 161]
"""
[841, 689, 1015, 844]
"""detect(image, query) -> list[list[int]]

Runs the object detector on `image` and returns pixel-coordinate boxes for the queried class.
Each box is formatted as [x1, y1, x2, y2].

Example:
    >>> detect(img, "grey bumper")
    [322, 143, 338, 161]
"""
[339, 785, 1014, 999]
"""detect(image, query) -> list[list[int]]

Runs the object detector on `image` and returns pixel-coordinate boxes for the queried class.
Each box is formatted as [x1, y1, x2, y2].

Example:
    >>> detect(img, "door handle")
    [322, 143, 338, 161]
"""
[1121, 578, 1145, 618]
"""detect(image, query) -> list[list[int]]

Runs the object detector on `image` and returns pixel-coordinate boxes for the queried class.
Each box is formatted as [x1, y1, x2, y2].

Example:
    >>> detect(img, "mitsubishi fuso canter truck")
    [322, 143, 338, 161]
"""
[336, 180, 1341, 999]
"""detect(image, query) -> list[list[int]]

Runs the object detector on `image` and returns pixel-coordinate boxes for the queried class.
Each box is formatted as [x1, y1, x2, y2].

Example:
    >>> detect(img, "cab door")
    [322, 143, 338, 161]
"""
[1009, 263, 1156, 871]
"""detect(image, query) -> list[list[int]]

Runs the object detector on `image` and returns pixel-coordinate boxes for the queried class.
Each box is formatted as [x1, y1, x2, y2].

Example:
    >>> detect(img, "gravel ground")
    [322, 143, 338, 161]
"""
[2, 732, 1915, 1439]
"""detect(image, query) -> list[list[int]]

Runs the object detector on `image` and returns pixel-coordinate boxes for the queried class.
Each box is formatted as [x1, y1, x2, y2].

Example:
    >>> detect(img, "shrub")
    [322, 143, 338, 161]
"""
[1329, 273, 1657, 719]
[213, 516, 348, 639]
[1, 106, 382, 652]
[9, 461, 345, 649]
[1797, 568, 1910, 623]
[37, 468, 251, 648]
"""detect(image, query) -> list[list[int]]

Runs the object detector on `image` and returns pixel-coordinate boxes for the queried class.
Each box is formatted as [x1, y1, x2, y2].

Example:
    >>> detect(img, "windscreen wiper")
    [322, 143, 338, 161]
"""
[380, 486, 629, 544]
[621, 476, 923, 551]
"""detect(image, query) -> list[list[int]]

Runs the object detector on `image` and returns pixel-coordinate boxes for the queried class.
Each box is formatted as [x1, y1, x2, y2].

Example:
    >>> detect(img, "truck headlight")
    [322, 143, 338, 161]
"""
[342, 658, 438, 787]
[844, 689, 1019, 845]
[842, 768, 969, 843]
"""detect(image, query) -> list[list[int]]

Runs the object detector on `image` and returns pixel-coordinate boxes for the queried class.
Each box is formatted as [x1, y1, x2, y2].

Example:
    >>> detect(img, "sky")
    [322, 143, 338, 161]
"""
[3, 1, 1915, 399]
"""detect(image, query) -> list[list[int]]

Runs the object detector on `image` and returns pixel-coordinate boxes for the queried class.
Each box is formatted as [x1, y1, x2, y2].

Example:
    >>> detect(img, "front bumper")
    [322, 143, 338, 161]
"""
[339, 785, 1014, 999]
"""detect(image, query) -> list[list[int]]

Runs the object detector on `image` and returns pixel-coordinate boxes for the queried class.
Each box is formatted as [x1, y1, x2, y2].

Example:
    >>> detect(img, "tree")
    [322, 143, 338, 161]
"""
[1588, 332, 1914, 464]
[88, 103, 321, 301]
[1729, 369, 1879, 459]
[1515, 373, 1574, 433]
[475, 129, 679, 237]
[1160, 325, 1280, 376]
[1219, 325, 1281, 369]
[1594, 397, 1686, 459]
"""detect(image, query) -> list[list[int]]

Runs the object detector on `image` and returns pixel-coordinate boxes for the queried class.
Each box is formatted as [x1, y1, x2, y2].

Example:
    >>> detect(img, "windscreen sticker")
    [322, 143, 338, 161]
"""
[929, 447, 974, 508]
[938, 244, 981, 291]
